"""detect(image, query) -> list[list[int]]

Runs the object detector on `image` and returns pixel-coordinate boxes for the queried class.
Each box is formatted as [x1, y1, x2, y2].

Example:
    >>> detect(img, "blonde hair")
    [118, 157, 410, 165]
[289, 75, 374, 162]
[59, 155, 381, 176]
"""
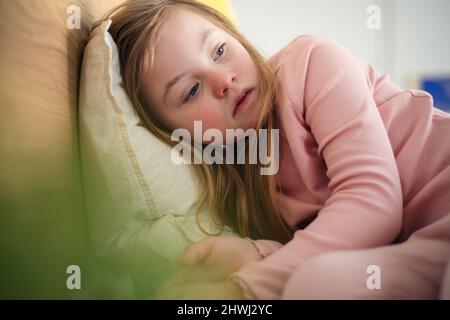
[99, 0, 292, 243]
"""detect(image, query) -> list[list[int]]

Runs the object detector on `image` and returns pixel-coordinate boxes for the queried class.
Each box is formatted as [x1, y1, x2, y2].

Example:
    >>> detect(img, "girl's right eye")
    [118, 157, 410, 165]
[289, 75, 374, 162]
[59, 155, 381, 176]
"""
[184, 83, 200, 103]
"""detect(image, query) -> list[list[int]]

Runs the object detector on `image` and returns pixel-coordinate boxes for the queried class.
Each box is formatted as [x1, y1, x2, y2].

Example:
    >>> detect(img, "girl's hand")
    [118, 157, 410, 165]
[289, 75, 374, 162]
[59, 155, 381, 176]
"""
[152, 271, 245, 300]
[176, 236, 263, 282]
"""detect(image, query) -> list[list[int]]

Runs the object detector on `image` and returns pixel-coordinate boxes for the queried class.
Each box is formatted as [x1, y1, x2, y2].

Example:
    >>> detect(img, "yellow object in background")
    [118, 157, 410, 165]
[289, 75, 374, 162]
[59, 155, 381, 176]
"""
[197, 0, 238, 25]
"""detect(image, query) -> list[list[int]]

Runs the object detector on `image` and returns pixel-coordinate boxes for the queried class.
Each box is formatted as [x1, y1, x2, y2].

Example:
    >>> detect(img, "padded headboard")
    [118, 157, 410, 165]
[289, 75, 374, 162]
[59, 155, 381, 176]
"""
[0, 0, 235, 220]
[0, 0, 124, 202]
[0, 0, 124, 298]
[0, 0, 237, 298]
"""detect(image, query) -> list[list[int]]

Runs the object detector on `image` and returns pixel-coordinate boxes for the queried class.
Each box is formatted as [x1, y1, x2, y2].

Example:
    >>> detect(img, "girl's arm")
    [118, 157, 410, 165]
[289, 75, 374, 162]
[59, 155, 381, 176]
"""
[230, 38, 403, 300]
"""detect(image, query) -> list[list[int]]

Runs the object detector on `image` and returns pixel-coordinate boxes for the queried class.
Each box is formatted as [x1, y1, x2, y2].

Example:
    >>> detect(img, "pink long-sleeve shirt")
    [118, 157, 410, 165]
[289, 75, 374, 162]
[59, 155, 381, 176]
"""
[230, 35, 450, 300]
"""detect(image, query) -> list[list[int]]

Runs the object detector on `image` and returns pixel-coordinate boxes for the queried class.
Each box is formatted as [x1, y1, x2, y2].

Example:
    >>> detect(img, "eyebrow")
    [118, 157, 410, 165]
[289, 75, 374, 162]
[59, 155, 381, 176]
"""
[162, 29, 214, 104]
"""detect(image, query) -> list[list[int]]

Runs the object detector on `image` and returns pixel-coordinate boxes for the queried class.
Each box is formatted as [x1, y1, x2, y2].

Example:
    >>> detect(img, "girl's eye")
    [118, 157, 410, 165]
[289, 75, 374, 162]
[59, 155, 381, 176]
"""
[184, 83, 199, 102]
[181, 43, 226, 104]
[214, 43, 226, 61]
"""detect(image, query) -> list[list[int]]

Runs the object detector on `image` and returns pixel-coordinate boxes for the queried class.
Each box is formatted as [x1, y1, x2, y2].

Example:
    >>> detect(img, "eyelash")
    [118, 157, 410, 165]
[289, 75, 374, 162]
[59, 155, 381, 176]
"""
[182, 42, 227, 103]
[214, 42, 226, 61]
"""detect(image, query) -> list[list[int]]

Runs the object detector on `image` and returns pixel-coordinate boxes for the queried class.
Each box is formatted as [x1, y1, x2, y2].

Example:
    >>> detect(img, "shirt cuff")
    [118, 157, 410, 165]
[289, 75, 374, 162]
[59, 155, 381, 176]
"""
[229, 239, 284, 300]
[244, 237, 283, 259]
[228, 272, 257, 300]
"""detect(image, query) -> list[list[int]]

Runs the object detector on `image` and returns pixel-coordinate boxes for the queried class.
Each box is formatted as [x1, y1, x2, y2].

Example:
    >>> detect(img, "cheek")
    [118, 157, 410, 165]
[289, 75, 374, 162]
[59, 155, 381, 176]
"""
[247, 58, 258, 78]
[234, 47, 257, 76]
[192, 108, 225, 129]
[189, 105, 230, 134]
[177, 101, 220, 128]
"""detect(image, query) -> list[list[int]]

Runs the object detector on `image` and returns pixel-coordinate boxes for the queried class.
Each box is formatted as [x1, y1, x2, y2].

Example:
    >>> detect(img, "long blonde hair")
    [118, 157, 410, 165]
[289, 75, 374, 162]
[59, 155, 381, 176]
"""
[99, 0, 292, 243]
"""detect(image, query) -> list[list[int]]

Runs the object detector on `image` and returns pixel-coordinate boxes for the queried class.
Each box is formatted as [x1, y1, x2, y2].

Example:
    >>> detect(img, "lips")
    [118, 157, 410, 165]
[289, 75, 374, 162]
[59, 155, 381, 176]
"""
[233, 88, 254, 117]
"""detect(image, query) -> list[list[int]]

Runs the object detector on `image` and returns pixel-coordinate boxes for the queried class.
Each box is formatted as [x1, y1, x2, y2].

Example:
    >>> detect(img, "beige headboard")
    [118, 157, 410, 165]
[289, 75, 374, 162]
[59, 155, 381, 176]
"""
[0, 0, 124, 298]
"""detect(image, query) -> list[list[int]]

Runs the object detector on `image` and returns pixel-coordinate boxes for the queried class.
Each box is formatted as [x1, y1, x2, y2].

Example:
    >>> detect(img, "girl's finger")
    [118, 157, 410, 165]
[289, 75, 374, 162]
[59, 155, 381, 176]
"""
[152, 272, 185, 300]
[176, 237, 215, 267]
[179, 266, 210, 282]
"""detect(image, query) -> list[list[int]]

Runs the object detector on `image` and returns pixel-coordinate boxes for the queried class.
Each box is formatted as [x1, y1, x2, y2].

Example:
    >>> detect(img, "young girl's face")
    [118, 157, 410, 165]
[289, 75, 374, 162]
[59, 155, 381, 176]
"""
[141, 7, 260, 139]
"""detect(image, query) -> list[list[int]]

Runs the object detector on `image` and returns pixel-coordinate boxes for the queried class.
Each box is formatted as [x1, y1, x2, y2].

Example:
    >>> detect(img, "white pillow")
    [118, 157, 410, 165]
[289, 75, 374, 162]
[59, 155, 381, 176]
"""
[79, 20, 237, 288]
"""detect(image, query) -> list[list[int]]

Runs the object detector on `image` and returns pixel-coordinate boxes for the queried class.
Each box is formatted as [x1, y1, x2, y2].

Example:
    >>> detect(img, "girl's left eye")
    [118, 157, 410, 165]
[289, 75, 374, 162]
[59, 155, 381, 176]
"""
[180, 43, 226, 105]
[213, 43, 226, 61]
[183, 83, 200, 103]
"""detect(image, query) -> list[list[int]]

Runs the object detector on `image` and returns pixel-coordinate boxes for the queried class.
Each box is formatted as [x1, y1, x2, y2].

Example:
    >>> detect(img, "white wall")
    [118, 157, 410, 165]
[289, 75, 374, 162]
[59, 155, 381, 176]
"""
[230, 0, 450, 89]
[388, 0, 450, 88]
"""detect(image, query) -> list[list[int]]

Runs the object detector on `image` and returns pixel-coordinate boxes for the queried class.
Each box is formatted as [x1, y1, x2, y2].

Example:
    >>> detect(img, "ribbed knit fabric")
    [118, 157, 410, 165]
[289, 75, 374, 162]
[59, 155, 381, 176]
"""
[229, 35, 450, 300]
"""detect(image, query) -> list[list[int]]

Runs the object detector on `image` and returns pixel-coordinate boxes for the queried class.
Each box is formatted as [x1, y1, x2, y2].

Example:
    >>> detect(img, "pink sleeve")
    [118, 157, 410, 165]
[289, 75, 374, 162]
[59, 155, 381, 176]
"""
[245, 237, 284, 258]
[229, 39, 403, 300]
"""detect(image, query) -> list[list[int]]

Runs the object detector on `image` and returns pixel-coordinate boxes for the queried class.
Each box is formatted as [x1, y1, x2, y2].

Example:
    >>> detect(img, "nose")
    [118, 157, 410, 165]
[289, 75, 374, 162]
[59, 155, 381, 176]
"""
[209, 69, 236, 98]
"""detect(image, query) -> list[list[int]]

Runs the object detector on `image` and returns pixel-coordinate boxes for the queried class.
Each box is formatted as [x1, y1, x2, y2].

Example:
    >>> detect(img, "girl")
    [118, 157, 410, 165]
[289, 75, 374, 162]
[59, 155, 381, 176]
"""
[103, 0, 450, 299]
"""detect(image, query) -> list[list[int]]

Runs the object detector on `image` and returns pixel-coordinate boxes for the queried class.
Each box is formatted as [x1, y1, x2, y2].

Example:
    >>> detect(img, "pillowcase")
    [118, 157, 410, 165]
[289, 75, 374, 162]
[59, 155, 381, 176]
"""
[79, 20, 238, 295]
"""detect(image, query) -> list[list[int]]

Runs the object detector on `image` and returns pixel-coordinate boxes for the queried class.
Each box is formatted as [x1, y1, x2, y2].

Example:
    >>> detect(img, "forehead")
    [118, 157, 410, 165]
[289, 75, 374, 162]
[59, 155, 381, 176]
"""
[150, 8, 217, 77]
[161, 6, 214, 36]
[143, 8, 218, 101]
